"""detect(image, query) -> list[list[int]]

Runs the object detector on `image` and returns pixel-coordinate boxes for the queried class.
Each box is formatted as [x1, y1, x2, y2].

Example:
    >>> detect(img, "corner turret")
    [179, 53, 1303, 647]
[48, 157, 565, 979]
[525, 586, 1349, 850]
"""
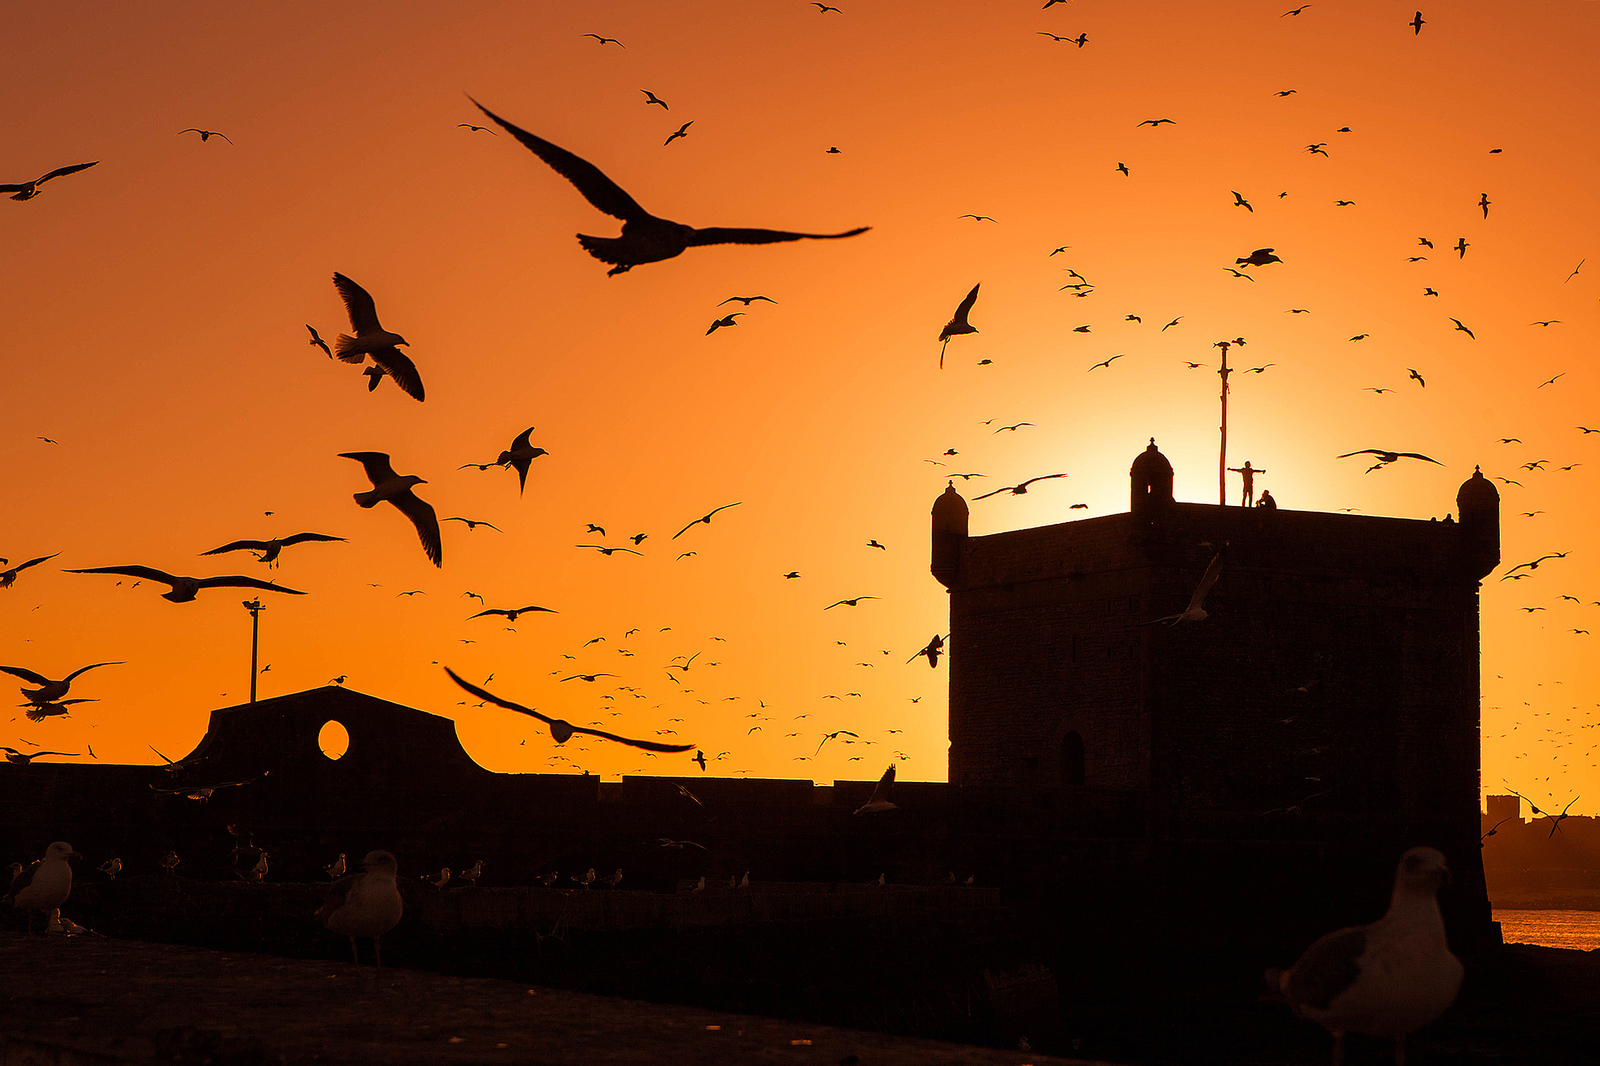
[1455, 465, 1500, 580]
[1130, 438, 1174, 519]
[931, 482, 969, 589]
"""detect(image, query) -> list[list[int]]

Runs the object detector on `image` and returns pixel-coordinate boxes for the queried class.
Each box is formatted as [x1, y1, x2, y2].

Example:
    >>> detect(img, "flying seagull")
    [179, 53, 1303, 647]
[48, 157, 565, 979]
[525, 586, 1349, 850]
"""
[582, 33, 623, 46]
[2, 161, 99, 201]
[446, 668, 693, 752]
[18, 698, 98, 723]
[469, 605, 556, 622]
[329, 273, 424, 401]
[1448, 318, 1475, 339]
[2, 748, 80, 766]
[443, 516, 502, 532]
[1140, 552, 1225, 625]
[179, 129, 232, 143]
[973, 474, 1067, 500]
[720, 295, 777, 306]
[1, 662, 123, 706]
[1237, 248, 1283, 267]
[65, 565, 304, 602]
[1, 553, 61, 589]
[457, 124, 495, 134]
[468, 99, 868, 276]
[1271, 847, 1461, 1066]
[201, 532, 345, 566]
[640, 90, 668, 109]
[663, 121, 693, 147]
[1336, 449, 1442, 467]
[491, 426, 548, 493]
[672, 502, 741, 539]
[338, 452, 442, 566]
[853, 765, 898, 814]
[908, 634, 945, 668]
[706, 313, 743, 334]
[306, 325, 333, 357]
[825, 596, 878, 609]
[938, 283, 981, 368]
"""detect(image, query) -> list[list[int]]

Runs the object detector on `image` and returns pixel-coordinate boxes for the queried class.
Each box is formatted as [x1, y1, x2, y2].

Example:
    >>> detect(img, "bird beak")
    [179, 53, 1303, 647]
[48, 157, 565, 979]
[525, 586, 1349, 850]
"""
[69, 852, 83, 860]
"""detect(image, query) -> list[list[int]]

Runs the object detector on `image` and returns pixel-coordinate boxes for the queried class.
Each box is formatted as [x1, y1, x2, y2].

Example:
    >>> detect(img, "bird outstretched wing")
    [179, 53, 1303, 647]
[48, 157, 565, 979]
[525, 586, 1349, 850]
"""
[332, 273, 384, 334]
[65, 564, 181, 583]
[1185, 553, 1225, 613]
[368, 346, 426, 402]
[0, 665, 52, 684]
[338, 451, 400, 485]
[196, 575, 308, 594]
[444, 668, 694, 752]
[686, 226, 870, 247]
[471, 98, 653, 222]
[38, 161, 100, 184]
[390, 493, 442, 567]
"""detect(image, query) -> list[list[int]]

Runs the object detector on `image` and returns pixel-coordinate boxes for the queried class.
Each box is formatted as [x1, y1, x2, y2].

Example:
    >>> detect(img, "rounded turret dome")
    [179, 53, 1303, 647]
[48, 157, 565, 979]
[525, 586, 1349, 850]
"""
[1130, 438, 1173, 481]
[1456, 465, 1499, 511]
[1130, 438, 1174, 515]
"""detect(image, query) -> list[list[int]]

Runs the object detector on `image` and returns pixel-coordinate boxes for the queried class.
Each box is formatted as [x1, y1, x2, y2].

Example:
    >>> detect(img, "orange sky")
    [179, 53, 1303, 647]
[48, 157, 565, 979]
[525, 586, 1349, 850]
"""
[4, 0, 1597, 815]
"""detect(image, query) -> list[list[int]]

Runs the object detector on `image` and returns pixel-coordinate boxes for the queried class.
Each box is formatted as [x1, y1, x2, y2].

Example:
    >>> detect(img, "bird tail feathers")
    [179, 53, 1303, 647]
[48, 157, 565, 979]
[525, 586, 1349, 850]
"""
[353, 490, 380, 508]
[332, 335, 367, 364]
[24, 706, 48, 723]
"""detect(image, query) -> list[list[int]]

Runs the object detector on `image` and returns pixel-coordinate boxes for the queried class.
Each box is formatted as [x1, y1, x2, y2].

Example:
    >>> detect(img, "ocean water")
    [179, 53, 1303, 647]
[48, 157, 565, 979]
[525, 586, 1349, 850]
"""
[1494, 909, 1600, 951]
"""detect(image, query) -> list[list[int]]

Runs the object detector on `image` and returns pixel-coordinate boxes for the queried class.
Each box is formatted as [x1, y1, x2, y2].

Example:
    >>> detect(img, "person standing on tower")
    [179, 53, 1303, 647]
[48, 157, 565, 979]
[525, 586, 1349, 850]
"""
[1228, 460, 1266, 506]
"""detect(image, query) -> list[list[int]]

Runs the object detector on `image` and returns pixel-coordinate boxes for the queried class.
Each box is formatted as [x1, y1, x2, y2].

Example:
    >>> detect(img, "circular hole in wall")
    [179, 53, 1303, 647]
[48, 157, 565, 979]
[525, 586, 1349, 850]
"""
[318, 719, 349, 761]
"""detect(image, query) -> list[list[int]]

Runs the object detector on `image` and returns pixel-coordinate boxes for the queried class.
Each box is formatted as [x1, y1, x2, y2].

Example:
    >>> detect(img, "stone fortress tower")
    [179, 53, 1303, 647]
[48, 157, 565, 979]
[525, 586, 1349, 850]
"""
[932, 439, 1500, 934]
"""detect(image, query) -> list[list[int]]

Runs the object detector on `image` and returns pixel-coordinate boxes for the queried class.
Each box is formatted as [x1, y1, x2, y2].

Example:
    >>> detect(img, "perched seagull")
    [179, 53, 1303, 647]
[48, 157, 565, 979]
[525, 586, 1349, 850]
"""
[973, 473, 1067, 500]
[938, 283, 981, 368]
[1140, 552, 1225, 626]
[459, 860, 483, 886]
[1, 553, 61, 589]
[1, 662, 122, 706]
[65, 565, 304, 602]
[179, 128, 232, 144]
[201, 532, 344, 566]
[672, 502, 741, 539]
[1, 161, 98, 201]
[98, 857, 121, 880]
[325, 853, 346, 880]
[469, 99, 868, 276]
[317, 850, 404, 966]
[306, 325, 333, 357]
[5, 842, 80, 934]
[469, 605, 556, 622]
[329, 273, 424, 401]
[853, 765, 899, 814]
[445, 668, 694, 752]
[1272, 847, 1461, 1066]
[339, 452, 442, 567]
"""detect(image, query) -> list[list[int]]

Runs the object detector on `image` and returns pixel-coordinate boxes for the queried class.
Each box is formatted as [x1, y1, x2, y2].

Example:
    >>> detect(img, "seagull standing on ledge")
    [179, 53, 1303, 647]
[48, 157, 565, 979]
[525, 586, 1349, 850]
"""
[1272, 846, 1463, 1066]
[316, 850, 404, 966]
[5, 841, 80, 935]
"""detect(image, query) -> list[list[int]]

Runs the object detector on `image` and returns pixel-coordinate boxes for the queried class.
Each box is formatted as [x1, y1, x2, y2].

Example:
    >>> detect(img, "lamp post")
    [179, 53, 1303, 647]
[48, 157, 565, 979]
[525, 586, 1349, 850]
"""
[1214, 337, 1245, 505]
[243, 599, 265, 703]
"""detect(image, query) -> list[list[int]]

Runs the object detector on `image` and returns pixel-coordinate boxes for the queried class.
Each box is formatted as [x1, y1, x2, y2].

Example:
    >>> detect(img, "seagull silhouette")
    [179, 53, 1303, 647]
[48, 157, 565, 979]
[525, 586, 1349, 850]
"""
[1232, 191, 1253, 212]
[973, 474, 1069, 503]
[825, 596, 878, 609]
[448, 669, 692, 752]
[468, 99, 868, 276]
[306, 325, 333, 357]
[1, 663, 122, 707]
[2, 161, 98, 201]
[1138, 119, 1176, 126]
[469, 426, 547, 493]
[1410, 10, 1425, 34]
[663, 121, 693, 146]
[1088, 355, 1125, 371]
[1449, 318, 1475, 339]
[958, 214, 996, 222]
[65, 566, 304, 602]
[1455, 237, 1469, 258]
[1336, 449, 1442, 467]
[202, 532, 344, 566]
[330, 273, 424, 401]
[1237, 248, 1282, 267]
[935, 283, 982, 369]
[457, 124, 495, 134]
[640, 90, 669, 109]
[1, 553, 61, 590]
[469, 605, 556, 622]
[1139, 552, 1225, 625]
[720, 295, 777, 305]
[706, 313, 743, 334]
[179, 129, 232, 144]
[582, 33, 623, 46]
[672, 502, 741, 538]
[338, 452, 442, 566]
[854, 765, 898, 814]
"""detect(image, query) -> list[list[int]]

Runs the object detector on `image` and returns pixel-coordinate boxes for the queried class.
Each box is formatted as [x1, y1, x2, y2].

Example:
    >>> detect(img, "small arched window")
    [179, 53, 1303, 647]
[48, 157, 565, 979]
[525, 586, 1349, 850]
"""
[1060, 731, 1085, 789]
